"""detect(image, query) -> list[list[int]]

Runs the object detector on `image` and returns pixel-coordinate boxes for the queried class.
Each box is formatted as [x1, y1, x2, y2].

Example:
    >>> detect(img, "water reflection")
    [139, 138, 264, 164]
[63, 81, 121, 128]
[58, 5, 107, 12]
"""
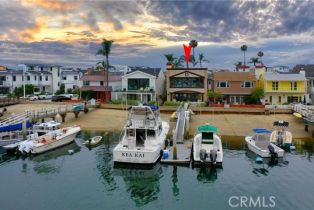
[294, 139, 314, 161]
[30, 142, 81, 174]
[195, 166, 221, 183]
[95, 132, 118, 192]
[245, 150, 289, 177]
[113, 164, 163, 207]
[172, 166, 179, 197]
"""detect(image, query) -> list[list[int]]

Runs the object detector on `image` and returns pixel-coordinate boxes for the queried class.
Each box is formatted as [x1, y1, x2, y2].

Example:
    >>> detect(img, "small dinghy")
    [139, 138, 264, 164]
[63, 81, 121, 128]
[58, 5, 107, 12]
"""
[83, 136, 103, 146]
[245, 128, 284, 158]
[192, 124, 223, 166]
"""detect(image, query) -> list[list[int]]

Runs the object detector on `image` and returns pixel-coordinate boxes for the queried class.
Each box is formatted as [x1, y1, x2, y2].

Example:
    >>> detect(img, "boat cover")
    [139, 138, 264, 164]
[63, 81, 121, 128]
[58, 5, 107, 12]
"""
[252, 128, 271, 133]
[197, 124, 218, 133]
[273, 121, 289, 127]
[0, 121, 33, 132]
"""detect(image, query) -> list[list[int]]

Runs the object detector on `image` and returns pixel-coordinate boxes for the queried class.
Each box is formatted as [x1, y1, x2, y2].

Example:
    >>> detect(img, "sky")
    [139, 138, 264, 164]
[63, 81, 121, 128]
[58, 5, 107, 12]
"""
[1, 0, 314, 70]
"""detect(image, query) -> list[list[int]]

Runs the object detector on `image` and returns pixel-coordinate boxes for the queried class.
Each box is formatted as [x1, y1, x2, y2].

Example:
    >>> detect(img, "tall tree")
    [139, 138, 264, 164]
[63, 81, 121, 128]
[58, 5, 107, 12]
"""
[189, 40, 198, 58]
[257, 51, 264, 64]
[96, 38, 114, 87]
[189, 55, 198, 67]
[240, 45, 248, 66]
[249, 57, 260, 67]
[198, 53, 209, 68]
[164, 54, 175, 64]
[234, 61, 243, 71]
[173, 56, 185, 68]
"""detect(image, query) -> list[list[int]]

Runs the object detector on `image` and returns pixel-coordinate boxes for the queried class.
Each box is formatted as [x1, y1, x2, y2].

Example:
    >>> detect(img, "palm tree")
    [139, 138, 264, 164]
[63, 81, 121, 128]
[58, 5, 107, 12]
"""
[240, 45, 248, 66]
[257, 51, 264, 64]
[234, 61, 243, 71]
[173, 56, 185, 68]
[190, 55, 198, 67]
[164, 54, 175, 64]
[198, 53, 209, 68]
[249, 57, 260, 67]
[96, 38, 114, 87]
[189, 40, 198, 58]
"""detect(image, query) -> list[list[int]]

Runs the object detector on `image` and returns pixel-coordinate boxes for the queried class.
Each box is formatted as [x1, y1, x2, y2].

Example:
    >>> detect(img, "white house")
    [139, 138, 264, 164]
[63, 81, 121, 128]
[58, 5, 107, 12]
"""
[112, 67, 164, 103]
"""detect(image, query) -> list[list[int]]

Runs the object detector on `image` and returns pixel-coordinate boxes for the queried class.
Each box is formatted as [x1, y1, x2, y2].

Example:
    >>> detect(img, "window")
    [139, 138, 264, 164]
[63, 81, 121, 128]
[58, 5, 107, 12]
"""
[40, 67, 43, 71]
[45, 76, 48, 81]
[34, 76, 37, 80]
[279, 96, 282, 104]
[13, 76, 16, 81]
[170, 77, 204, 88]
[62, 76, 67, 80]
[57, 70, 60, 77]
[83, 81, 90, 86]
[128, 78, 150, 90]
[58, 82, 60, 86]
[291, 81, 297, 91]
[269, 96, 272, 103]
[217, 81, 229, 88]
[27, 75, 30, 81]
[241, 81, 254, 88]
[272, 82, 279, 90]
[74, 76, 78, 80]
[100, 81, 104, 86]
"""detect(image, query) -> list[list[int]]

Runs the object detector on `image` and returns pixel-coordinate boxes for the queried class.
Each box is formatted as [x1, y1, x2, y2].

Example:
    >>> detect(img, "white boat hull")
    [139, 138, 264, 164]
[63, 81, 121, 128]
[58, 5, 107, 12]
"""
[32, 127, 80, 154]
[193, 133, 223, 164]
[0, 138, 22, 147]
[245, 136, 284, 158]
[113, 121, 169, 165]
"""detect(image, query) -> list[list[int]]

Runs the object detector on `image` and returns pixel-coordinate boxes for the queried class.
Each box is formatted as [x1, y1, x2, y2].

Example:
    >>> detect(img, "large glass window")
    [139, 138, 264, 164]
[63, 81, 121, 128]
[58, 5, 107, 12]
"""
[128, 78, 149, 90]
[217, 81, 229, 88]
[272, 82, 279, 90]
[241, 81, 254, 88]
[170, 77, 204, 88]
[291, 82, 297, 90]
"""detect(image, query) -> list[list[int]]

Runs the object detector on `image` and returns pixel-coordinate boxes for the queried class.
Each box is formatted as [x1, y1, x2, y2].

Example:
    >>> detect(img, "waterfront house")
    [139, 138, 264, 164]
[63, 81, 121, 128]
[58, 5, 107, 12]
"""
[292, 64, 314, 104]
[80, 70, 112, 102]
[166, 67, 208, 102]
[115, 67, 164, 103]
[212, 70, 257, 104]
[259, 71, 307, 104]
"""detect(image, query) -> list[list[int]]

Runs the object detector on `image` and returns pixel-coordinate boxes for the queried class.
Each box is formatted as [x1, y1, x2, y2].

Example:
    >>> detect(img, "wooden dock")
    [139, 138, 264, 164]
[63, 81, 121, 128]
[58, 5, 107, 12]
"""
[161, 141, 192, 165]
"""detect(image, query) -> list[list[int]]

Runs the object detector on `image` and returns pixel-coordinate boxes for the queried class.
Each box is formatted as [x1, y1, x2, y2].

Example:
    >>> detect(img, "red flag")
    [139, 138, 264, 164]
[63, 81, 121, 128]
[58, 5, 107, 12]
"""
[183, 44, 192, 65]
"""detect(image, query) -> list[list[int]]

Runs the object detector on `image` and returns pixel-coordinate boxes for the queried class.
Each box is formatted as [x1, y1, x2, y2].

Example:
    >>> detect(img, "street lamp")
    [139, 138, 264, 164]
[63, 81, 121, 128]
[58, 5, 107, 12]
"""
[23, 65, 26, 98]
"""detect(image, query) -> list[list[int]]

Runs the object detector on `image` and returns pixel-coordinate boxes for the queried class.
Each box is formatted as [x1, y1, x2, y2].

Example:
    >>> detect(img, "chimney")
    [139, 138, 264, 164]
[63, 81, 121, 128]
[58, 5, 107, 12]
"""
[166, 62, 173, 70]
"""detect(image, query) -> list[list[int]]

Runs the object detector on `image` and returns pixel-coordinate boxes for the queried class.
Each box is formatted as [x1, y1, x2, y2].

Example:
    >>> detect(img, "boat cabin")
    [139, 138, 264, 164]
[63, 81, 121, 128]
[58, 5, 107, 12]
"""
[198, 124, 218, 145]
[32, 121, 61, 136]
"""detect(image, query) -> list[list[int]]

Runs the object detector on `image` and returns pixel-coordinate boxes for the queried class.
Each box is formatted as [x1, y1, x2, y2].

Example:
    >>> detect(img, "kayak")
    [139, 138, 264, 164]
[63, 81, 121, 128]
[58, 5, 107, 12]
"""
[83, 136, 103, 146]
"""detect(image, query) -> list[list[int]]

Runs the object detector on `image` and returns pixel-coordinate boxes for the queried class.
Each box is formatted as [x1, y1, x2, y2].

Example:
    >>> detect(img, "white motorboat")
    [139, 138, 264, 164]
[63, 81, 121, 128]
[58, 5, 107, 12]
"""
[83, 136, 103, 146]
[270, 121, 293, 150]
[1, 121, 62, 151]
[245, 128, 284, 158]
[192, 124, 223, 165]
[31, 121, 61, 136]
[113, 105, 169, 165]
[18, 125, 81, 154]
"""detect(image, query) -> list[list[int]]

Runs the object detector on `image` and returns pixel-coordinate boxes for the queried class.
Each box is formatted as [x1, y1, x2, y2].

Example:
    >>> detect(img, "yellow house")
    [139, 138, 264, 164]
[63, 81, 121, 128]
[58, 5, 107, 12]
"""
[259, 71, 307, 104]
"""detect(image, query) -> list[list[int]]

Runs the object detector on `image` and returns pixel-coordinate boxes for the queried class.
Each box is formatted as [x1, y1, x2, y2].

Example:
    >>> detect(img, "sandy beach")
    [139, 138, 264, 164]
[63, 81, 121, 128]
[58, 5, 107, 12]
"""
[1, 102, 311, 138]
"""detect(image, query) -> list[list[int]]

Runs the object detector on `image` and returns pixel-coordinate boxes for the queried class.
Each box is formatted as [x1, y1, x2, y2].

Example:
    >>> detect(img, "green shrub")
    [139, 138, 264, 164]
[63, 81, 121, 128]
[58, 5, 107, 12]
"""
[163, 101, 181, 106]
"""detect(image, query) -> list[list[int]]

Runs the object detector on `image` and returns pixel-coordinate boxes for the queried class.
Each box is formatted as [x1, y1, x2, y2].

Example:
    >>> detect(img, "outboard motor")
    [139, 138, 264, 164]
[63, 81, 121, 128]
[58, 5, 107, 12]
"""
[200, 149, 207, 162]
[209, 149, 218, 165]
[268, 144, 278, 159]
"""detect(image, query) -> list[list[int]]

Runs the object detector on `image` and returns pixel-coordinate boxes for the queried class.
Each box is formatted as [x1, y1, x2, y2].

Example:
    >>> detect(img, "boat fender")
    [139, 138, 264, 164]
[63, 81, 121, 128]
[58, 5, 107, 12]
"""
[256, 157, 263, 163]
[200, 149, 207, 162]
[209, 149, 217, 164]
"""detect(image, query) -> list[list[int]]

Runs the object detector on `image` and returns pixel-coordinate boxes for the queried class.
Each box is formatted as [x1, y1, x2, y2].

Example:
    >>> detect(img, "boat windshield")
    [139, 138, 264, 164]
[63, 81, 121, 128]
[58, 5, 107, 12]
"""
[202, 132, 214, 144]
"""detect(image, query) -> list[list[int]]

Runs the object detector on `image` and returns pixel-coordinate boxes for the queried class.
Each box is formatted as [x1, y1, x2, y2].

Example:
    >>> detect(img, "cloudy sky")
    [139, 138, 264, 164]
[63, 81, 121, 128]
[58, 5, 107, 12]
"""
[1, 0, 314, 69]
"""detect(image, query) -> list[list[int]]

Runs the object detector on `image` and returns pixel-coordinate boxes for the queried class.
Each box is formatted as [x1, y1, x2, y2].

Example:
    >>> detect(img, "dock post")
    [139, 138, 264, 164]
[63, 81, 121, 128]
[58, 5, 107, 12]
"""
[60, 113, 66, 122]
[305, 124, 308, 132]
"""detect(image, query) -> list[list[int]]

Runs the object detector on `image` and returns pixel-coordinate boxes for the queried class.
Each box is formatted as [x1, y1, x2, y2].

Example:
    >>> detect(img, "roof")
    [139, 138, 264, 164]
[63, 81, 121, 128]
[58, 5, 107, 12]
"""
[197, 124, 218, 133]
[80, 86, 112, 91]
[80, 74, 105, 82]
[128, 67, 161, 77]
[292, 64, 314, 77]
[23, 63, 62, 68]
[264, 72, 306, 81]
[213, 70, 256, 81]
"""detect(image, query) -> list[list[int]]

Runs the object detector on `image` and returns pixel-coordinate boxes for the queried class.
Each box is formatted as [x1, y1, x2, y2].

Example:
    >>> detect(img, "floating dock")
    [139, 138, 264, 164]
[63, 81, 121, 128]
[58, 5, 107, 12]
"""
[161, 103, 192, 166]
